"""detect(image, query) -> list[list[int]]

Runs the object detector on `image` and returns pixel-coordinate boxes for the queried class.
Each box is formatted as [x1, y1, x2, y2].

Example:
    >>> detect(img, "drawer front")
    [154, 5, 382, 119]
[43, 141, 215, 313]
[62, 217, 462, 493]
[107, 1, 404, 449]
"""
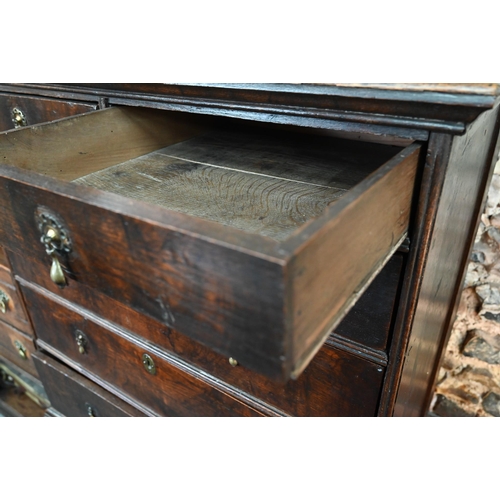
[32, 352, 146, 417]
[21, 283, 385, 416]
[0, 93, 97, 132]
[0, 246, 8, 268]
[0, 321, 38, 377]
[23, 288, 265, 417]
[0, 107, 420, 380]
[0, 273, 32, 334]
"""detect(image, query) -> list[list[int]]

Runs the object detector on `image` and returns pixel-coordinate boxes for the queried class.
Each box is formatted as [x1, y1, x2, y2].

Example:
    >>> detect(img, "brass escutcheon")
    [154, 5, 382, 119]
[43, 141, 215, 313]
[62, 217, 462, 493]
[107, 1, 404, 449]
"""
[11, 108, 27, 128]
[142, 353, 156, 375]
[0, 289, 9, 314]
[13, 340, 27, 360]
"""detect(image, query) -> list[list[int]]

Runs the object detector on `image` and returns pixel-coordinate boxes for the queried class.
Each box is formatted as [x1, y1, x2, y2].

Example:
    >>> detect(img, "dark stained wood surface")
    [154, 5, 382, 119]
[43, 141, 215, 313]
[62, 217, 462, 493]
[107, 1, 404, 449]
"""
[0, 320, 38, 378]
[0, 107, 418, 380]
[23, 287, 268, 417]
[0, 267, 33, 335]
[0, 93, 97, 133]
[33, 352, 147, 417]
[20, 280, 385, 416]
[6, 84, 499, 135]
[393, 104, 500, 416]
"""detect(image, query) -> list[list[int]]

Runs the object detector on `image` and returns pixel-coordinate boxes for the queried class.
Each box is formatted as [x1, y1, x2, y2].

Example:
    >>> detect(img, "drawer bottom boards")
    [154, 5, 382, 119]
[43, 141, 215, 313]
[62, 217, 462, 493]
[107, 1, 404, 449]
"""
[22, 284, 386, 417]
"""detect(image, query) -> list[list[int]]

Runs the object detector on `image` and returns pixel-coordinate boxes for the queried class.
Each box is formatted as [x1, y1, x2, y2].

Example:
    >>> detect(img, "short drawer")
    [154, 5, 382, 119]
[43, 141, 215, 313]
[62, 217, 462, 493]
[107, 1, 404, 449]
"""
[0, 273, 32, 335]
[32, 352, 146, 417]
[22, 283, 385, 416]
[0, 93, 97, 132]
[0, 106, 420, 381]
[0, 321, 38, 377]
[24, 288, 266, 417]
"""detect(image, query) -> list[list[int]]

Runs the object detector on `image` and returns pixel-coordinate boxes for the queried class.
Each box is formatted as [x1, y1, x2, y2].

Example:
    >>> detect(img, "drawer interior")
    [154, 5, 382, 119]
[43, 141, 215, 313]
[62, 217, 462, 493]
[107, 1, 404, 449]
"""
[0, 106, 404, 242]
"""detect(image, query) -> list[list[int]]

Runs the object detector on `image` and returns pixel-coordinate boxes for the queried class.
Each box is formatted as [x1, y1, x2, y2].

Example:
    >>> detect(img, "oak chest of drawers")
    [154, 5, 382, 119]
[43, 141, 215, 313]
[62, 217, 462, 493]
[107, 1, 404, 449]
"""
[1, 83, 499, 417]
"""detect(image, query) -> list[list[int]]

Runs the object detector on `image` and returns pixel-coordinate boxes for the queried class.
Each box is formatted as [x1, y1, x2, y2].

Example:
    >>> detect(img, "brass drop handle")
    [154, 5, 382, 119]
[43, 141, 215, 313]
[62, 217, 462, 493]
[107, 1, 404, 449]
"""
[36, 211, 72, 289]
[0, 289, 9, 314]
[43, 227, 67, 287]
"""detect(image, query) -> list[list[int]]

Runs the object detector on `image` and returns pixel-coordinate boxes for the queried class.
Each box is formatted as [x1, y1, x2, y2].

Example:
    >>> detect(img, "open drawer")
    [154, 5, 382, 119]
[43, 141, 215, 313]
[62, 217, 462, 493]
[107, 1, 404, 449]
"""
[0, 107, 420, 381]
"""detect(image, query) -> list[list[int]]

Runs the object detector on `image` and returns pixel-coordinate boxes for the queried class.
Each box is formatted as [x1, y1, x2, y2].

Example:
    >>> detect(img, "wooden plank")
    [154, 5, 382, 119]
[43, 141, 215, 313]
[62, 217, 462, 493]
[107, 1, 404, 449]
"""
[0, 106, 207, 181]
[157, 130, 401, 189]
[285, 144, 421, 378]
[75, 155, 345, 242]
[75, 131, 399, 241]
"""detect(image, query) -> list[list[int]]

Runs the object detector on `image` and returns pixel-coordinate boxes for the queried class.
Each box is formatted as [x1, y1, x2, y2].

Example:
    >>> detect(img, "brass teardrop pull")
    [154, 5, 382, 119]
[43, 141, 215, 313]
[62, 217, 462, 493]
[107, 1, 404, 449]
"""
[50, 255, 66, 287]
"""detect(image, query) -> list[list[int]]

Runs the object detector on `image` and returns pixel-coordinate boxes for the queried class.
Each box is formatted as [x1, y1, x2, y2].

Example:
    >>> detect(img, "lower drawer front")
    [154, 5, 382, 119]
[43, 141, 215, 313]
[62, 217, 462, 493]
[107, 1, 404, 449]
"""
[0, 274, 32, 335]
[22, 284, 385, 416]
[0, 321, 38, 377]
[32, 352, 146, 417]
[0, 93, 97, 132]
[24, 290, 265, 417]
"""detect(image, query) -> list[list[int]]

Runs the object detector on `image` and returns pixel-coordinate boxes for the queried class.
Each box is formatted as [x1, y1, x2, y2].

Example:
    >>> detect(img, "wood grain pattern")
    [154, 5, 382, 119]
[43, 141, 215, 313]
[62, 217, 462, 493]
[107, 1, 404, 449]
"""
[75, 152, 344, 241]
[32, 352, 147, 417]
[0, 106, 208, 181]
[22, 282, 385, 416]
[0, 321, 38, 377]
[0, 93, 97, 133]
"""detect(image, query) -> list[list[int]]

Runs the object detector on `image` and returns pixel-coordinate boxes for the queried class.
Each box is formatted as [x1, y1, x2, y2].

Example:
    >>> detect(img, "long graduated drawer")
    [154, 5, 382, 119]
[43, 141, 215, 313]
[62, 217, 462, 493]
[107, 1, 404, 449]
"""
[0, 106, 420, 381]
